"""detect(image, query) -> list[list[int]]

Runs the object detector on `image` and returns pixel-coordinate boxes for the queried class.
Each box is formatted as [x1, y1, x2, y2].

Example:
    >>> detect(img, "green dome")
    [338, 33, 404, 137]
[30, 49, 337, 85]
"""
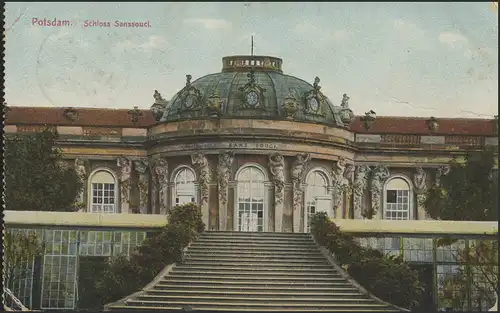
[156, 55, 353, 127]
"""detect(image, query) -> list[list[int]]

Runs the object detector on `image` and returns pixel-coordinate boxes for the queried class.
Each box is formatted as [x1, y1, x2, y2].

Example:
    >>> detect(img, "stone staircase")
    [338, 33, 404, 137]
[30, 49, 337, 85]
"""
[105, 232, 405, 312]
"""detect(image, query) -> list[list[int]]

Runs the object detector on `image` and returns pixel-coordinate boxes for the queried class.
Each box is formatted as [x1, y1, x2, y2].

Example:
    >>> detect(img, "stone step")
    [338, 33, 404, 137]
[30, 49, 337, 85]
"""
[136, 294, 375, 303]
[180, 260, 331, 267]
[189, 242, 318, 250]
[181, 257, 330, 265]
[202, 231, 311, 238]
[158, 279, 350, 287]
[187, 245, 319, 252]
[163, 274, 344, 281]
[147, 289, 362, 297]
[185, 253, 325, 260]
[152, 284, 357, 292]
[195, 238, 314, 244]
[189, 242, 318, 249]
[173, 265, 334, 272]
[185, 250, 323, 257]
[169, 270, 341, 278]
[112, 305, 400, 312]
[124, 299, 390, 308]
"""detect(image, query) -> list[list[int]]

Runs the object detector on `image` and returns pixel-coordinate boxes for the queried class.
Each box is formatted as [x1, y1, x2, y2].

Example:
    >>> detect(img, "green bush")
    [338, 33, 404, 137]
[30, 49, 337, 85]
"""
[83, 203, 205, 310]
[168, 202, 205, 233]
[310, 212, 423, 310]
[95, 254, 142, 306]
[78, 256, 114, 309]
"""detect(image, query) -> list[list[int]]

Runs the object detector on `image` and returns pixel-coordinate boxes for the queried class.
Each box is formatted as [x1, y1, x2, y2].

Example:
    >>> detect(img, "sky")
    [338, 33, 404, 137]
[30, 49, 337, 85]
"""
[4, 2, 499, 118]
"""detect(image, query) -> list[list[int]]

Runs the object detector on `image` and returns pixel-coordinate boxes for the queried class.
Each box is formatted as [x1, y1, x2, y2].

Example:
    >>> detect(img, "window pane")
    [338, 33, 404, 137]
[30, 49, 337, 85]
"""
[386, 190, 397, 203]
[237, 166, 266, 232]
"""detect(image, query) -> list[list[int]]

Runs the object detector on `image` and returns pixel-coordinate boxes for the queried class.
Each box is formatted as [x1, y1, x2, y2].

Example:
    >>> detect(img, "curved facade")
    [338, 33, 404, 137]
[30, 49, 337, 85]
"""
[5, 54, 498, 233]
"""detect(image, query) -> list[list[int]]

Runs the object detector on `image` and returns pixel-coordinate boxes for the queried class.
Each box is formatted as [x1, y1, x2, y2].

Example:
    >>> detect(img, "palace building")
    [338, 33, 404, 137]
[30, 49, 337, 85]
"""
[5, 55, 498, 231]
[4, 54, 498, 311]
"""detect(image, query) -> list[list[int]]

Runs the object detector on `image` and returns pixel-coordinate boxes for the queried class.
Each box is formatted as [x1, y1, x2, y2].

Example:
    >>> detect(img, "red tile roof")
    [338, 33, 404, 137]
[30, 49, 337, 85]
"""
[5, 106, 155, 128]
[349, 116, 497, 136]
[4, 106, 498, 136]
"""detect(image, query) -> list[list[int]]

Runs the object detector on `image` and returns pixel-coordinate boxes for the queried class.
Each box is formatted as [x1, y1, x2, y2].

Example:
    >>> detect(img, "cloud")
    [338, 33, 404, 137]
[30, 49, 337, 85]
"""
[47, 29, 71, 42]
[438, 31, 468, 47]
[294, 21, 349, 43]
[438, 31, 496, 64]
[111, 35, 168, 55]
[139, 35, 168, 50]
[25, 26, 42, 39]
[183, 18, 232, 30]
[392, 18, 425, 38]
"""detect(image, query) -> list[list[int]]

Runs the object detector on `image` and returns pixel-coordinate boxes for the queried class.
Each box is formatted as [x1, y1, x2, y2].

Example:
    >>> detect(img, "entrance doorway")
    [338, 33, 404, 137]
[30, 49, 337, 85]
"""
[236, 166, 266, 232]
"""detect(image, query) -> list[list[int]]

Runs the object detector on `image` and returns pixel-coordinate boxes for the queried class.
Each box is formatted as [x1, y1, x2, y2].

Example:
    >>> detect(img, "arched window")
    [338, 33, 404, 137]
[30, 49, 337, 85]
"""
[236, 165, 266, 232]
[305, 170, 331, 232]
[384, 177, 412, 220]
[173, 167, 196, 206]
[88, 170, 117, 213]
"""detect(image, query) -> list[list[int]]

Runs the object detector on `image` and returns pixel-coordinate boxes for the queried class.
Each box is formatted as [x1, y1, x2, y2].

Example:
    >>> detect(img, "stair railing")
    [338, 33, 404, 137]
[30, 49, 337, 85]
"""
[3, 287, 29, 311]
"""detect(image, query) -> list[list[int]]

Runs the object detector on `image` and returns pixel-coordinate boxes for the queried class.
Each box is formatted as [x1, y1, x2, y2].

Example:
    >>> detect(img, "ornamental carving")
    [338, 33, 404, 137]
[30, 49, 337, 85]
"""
[332, 158, 353, 210]
[291, 153, 311, 213]
[435, 165, 450, 187]
[206, 89, 223, 117]
[369, 165, 390, 219]
[217, 151, 235, 205]
[17, 125, 56, 133]
[282, 94, 299, 120]
[269, 152, 285, 205]
[151, 90, 168, 122]
[117, 156, 132, 202]
[74, 158, 89, 181]
[191, 153, 210, 205]
[427, 116, 439, 132]
[338, 93, 355, 126]
[179, 74, 203, 111]
[63, 108, 79, 121]
[414, 166, 428, 206]
[82, 127, 121, 136]
[303, 77, 327, 117]
[361, 110, 376, 130]
[57, 160, 69, 170]
[127, 106, 143, 123]
[134, 159, 150, 213]
[353, 165, 371, 219]
[150, 155, 169, 211]
[238, 70, 266, 109]
[74, 158, 89, 203]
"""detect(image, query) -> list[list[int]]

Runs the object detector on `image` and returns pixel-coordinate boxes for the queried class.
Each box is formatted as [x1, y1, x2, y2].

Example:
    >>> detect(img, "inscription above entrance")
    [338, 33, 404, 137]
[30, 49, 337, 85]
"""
[176, 142, 282, 151]
[228, 142, 278, 149]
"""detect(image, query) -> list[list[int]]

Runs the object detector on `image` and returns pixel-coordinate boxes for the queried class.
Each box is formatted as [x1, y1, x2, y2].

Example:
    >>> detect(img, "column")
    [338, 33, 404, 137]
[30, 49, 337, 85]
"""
[191, 153, 210, 230]
[74, 158, 89, 211]
[134, 159, 150, 214]
[269, 153, 285, 232]
[292, 185, 303, 232]
[117, 157, 132, 214]
[290, 153, 311, 233]
[217, 151, 234, 231]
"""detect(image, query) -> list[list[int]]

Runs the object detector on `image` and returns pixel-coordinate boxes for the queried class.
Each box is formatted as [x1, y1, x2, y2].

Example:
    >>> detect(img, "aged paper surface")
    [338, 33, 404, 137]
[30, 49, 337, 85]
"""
[2, 3, 498, 312]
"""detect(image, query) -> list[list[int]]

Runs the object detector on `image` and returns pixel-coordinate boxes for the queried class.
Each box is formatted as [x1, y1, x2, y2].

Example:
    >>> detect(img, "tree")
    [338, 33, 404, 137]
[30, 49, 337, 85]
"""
[439, 238, 498, 311]
[423, 148, 498, 221]
[424, 149, 498, 310]
[3, 230, 44, 305]
[5, 129, 84, 211]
